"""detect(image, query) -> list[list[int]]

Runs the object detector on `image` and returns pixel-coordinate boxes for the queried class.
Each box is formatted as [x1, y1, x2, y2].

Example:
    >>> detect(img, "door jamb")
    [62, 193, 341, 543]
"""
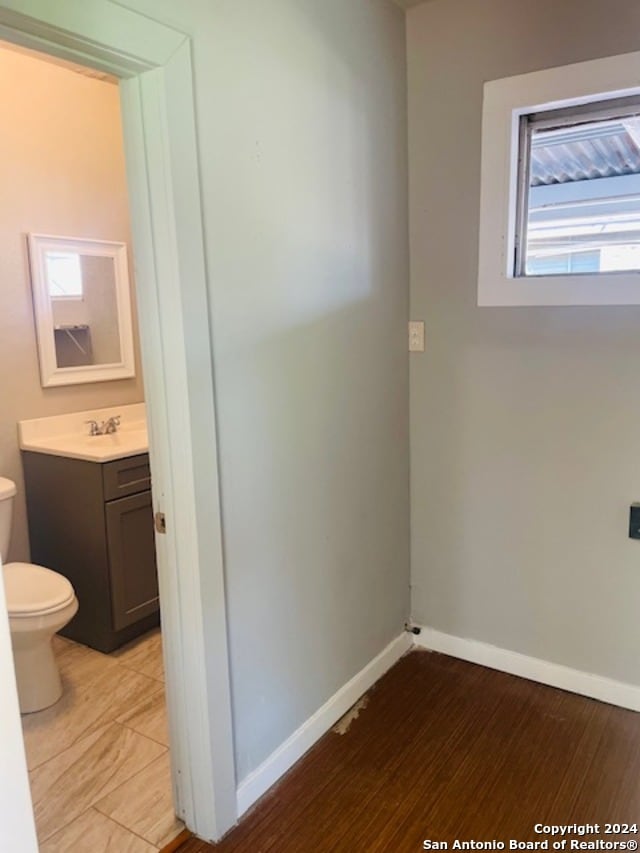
[0, 1, 237, 842]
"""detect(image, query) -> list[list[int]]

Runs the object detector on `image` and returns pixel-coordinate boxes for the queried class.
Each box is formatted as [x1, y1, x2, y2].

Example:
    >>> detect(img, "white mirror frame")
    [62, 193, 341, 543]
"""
[28, 233, 136, 387]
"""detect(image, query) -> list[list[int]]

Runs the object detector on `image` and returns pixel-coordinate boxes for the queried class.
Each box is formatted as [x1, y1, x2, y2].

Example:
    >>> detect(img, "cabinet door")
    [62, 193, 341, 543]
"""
[105, 491, 159, 631]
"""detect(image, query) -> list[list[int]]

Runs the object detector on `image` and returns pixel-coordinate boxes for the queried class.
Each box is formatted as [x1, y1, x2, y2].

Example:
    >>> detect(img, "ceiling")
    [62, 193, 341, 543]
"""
[0, 38, 117, 83]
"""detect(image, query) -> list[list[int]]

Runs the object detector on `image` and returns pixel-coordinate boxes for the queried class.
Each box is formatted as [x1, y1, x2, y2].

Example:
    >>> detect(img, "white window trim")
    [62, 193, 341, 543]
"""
[478, 51, 640, 306]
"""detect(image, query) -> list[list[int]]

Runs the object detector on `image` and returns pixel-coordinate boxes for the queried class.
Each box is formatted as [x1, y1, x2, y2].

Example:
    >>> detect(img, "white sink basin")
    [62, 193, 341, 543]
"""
[19, 404, 149, 462]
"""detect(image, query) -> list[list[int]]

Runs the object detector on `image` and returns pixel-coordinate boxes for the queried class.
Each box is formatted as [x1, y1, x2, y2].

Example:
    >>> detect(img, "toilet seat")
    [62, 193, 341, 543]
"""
[3, 562, 75, 618]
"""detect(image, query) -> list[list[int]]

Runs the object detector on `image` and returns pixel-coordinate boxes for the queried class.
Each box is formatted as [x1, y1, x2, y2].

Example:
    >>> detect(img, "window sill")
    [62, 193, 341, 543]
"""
[478, 272, 640, 307]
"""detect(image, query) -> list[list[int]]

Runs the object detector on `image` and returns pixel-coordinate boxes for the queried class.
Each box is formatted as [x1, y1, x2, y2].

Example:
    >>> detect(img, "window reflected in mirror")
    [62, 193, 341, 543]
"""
[46, 252, 83, 298]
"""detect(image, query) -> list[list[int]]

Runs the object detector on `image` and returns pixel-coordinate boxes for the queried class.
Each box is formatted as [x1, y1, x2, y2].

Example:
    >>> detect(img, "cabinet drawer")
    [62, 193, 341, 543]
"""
[103, 454, 151, 501]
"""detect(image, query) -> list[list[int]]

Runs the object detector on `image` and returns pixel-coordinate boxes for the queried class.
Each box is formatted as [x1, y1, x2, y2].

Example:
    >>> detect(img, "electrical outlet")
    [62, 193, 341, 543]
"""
[408, 321, 425, 353]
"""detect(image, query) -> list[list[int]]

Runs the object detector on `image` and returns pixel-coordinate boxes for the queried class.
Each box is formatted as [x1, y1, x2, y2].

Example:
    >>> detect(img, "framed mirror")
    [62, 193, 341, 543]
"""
[28, 234, 136, 387]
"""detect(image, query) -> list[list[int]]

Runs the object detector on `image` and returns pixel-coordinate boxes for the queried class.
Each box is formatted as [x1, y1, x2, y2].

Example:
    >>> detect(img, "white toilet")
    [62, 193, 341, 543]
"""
[0, 476, 78, 713]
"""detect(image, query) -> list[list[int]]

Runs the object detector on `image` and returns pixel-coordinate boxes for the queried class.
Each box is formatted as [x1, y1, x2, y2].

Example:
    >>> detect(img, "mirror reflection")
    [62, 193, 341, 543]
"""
[47, 252, 122, 368]
[28, 234, 135, 388]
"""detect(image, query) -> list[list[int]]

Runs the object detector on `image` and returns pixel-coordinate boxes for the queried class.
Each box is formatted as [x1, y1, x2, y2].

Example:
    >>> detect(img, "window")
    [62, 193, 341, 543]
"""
[526, 250, 602, 277]
[45, 251, 83, 299]
[477, 51, 640, 306]
[516, 97, 640, 278]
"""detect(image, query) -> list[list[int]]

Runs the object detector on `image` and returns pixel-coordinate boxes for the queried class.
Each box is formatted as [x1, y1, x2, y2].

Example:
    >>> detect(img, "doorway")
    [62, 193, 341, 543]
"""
[0, 1, 236, 847]
[0, 37, 180, 846]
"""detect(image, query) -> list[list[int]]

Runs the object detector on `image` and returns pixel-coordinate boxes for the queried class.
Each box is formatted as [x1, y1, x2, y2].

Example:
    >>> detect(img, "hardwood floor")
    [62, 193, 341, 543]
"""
[179, 650, 640, 852]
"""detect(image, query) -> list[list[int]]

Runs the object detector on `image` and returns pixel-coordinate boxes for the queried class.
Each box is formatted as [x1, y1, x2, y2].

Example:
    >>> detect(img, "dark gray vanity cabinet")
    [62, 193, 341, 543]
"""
[106, 491, 158, 631]
[22, 451, 160, 652]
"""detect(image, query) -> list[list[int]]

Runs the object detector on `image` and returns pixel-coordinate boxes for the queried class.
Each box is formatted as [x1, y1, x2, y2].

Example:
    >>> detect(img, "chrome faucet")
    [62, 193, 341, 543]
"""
[104, 415, 121, 434]
[85, 415, 121, 436]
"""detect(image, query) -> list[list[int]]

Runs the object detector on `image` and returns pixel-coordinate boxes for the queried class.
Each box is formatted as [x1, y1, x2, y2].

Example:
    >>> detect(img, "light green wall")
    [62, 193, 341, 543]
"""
[112, 0, 410, 780]
[407, 0, 640, 685]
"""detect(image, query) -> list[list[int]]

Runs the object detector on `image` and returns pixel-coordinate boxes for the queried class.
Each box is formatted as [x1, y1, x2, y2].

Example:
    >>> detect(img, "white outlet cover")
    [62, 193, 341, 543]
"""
[408, 321, 425, 352]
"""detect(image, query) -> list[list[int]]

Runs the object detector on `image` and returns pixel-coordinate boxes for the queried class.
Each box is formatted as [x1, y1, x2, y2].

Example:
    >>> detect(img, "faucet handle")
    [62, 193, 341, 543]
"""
[103, 415, 121, 434]
[85, 419, 99, 436]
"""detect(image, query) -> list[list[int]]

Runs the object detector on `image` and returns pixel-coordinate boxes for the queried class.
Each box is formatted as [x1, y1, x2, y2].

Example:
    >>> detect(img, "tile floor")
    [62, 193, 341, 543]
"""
[21, 628, 184, 852]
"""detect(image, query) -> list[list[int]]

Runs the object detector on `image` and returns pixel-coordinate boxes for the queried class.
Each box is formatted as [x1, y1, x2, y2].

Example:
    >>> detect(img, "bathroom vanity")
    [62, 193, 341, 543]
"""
[19, 405, 159, 653]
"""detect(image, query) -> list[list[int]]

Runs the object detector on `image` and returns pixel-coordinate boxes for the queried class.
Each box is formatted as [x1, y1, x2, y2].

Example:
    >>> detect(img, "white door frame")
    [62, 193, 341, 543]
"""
[0, 1, 237, 843]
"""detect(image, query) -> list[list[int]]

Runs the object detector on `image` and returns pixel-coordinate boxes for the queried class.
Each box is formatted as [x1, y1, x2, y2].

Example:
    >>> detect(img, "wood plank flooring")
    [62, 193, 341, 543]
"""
[179, 650, 640, 852]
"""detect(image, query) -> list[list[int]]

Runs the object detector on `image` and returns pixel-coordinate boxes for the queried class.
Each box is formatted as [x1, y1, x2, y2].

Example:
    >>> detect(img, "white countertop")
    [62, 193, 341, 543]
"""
[19, 403, 149, 463]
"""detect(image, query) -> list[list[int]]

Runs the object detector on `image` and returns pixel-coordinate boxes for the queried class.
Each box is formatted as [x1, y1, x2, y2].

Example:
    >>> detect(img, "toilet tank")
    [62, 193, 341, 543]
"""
[0, 477, 17, 564]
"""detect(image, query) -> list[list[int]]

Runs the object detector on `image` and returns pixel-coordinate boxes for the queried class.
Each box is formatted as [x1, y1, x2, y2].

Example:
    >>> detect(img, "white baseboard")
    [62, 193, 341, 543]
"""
[414, 626, 640, 712]
[236, 632, 413, 817]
